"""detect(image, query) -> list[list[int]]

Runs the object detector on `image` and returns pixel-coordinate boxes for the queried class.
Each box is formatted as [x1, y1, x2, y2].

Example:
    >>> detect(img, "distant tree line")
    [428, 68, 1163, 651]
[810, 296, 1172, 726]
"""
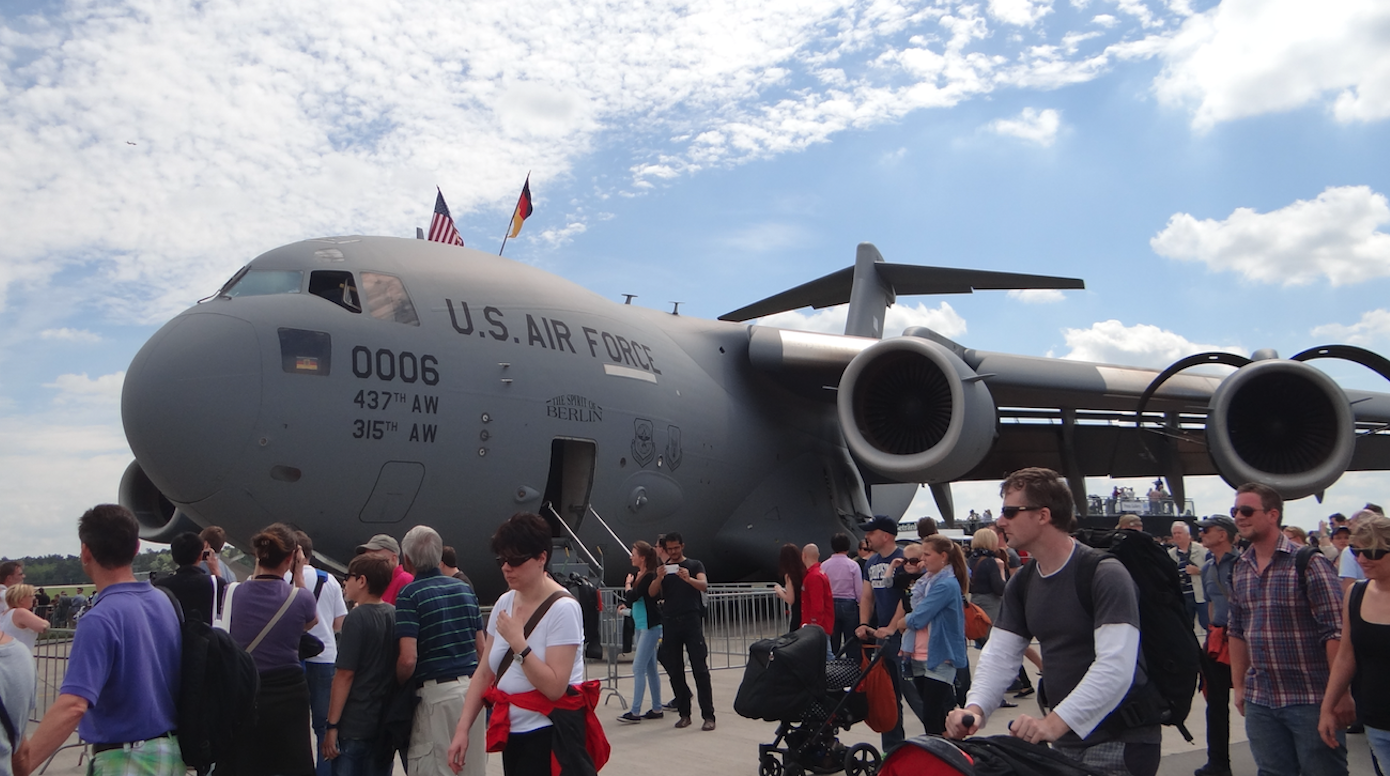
[1, 548, 175, 586]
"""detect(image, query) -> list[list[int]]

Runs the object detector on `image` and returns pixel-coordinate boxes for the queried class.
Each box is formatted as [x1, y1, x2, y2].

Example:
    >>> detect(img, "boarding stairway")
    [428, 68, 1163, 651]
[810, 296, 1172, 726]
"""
[543, 502, 628, 586]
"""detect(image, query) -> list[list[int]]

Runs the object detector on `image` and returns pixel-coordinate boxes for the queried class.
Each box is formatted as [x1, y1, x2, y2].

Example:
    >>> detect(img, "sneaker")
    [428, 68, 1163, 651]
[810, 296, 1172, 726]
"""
[664, 700, 678, 710]
[674, 716, 693, 729]
[1013, 686, 1035, 699]
[1193, 764, 1232, 776]
[701, 718, 716, 731]
[616, 712, 642, 724]
[999, 699, 1018, 709]
[642, 709, 665, 720]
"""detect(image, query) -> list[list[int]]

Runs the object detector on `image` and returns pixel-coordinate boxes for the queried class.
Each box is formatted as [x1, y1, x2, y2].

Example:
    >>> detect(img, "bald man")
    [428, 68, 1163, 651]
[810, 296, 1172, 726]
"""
[799, 544, 833, 633]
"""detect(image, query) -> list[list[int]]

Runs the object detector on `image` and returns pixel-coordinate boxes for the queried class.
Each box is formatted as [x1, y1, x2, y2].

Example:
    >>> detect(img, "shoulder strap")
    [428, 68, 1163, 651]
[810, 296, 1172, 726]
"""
[1295, 545, 1318, 601]
[493, 589, 575, 685]
[246, 587, 299, 654]
[155, 584, 187, 625]
[313, 568, 328, 601]
[1072, 545, 1104, 619]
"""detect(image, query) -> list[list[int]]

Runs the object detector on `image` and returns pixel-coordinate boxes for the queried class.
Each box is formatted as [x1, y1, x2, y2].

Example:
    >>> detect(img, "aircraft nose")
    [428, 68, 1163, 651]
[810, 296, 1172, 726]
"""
[122, 311, 263, 503]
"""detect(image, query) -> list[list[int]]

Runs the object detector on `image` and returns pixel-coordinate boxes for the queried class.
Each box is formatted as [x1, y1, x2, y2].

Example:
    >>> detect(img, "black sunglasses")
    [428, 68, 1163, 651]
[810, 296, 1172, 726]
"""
[1230, 505, 1265, 518]
[999, 505, 1043, 519]
[495, 553, 538, 568]
[1351, 547, 1390, 560]
[904, 557, 924, 566]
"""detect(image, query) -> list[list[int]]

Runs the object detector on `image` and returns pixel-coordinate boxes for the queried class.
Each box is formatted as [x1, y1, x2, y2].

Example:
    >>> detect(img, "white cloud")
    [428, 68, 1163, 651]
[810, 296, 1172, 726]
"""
[756, 301, 967, 338]
[0, 416, 131, 557]
[987, 107, 1062, 145]
[1154, 0, 1390, 129]
[989, 0, 1055, 26]
[1150, 186, 1390, 286]
[716, 223, 813, 254]
[39, 328, 101, 343]
[1007, 288, 1066, 303]
[44, 372, 125, 406]
[534, 221, 588, 248]
[1057, 319, 1243, 368]
[1311, 309, 1390, 347]
[1093, 14, 1119, 27]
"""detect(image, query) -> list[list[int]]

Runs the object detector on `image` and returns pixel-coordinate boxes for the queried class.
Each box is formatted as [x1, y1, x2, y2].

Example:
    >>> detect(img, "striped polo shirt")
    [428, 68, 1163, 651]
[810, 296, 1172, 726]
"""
[394, 567, 483, 682]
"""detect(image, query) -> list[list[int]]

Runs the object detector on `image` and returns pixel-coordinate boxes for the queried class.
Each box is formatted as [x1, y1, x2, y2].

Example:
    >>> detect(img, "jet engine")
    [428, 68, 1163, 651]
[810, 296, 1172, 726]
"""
[1206, 359, 1355, 500]
[837, 337, 997, 483]
[118, 459, 205, 542]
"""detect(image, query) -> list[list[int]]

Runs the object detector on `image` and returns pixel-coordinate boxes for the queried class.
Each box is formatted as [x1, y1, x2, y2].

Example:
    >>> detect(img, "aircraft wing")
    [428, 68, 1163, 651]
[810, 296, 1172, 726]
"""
[743, 323, 1390, 507]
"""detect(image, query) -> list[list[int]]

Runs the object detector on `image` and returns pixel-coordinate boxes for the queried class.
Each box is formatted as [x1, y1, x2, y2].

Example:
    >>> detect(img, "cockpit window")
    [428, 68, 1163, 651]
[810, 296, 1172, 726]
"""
[360, 272, 420, 326]
[309, 270, 361, 313]
[225, 269, 303, 298]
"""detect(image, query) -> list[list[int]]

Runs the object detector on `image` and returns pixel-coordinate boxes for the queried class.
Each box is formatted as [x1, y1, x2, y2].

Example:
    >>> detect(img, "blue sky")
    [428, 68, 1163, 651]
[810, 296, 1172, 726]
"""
[4, 0, 1390, 556]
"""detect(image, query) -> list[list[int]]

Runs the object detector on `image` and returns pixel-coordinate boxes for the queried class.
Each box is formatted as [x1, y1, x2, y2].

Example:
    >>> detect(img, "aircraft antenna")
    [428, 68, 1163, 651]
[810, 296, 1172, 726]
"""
[622, 294, 637, 305]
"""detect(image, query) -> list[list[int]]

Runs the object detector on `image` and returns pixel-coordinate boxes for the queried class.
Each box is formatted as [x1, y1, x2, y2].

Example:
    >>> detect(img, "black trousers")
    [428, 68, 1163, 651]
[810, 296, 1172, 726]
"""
[659, 612, 714, 720]
[502, 726, 552, 776]
[912, 675, 956, 735]
[1201, 648, 1232, 768]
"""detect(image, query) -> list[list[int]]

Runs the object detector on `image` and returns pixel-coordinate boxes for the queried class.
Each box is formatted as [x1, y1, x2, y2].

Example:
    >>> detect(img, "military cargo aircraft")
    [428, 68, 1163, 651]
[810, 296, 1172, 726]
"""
[119, 237, 1390, 597]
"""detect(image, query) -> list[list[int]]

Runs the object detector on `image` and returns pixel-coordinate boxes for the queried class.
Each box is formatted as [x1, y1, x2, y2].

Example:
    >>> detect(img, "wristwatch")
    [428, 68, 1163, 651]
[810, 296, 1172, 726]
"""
[515, 646, 533, 664]
[326, 722, 338, 730]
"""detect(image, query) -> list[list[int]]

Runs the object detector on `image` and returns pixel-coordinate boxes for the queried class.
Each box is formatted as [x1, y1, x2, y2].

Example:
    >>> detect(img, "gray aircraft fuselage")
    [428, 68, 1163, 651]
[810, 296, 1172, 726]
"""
[123, 237, 859, 598]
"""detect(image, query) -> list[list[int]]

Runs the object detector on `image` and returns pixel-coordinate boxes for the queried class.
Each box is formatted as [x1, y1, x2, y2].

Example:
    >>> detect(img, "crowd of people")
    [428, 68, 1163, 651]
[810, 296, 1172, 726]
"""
[3, 473, 1390, 776]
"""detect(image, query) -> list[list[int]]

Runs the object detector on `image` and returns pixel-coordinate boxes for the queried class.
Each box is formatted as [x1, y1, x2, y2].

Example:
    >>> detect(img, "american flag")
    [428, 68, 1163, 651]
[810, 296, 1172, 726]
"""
[428, 188, 465, 246]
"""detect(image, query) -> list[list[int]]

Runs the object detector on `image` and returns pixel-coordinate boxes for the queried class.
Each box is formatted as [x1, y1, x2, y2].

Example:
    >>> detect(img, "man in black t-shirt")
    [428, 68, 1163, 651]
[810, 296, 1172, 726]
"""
[649, 532, 715, 730]
[324, 554, 398, 772]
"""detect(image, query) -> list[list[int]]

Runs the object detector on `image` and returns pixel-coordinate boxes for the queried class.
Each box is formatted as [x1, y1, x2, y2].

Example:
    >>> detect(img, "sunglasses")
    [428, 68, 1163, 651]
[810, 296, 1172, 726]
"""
[999, 505, 1043, 519]
[1230, 505, 1265, 518]
[1351, 547, 1390, 560]
[495, 553, 538, 568]
[904, 557, 924, 566]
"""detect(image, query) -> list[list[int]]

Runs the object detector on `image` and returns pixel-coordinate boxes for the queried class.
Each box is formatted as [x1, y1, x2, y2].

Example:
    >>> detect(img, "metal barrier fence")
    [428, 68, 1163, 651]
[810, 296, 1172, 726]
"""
[593, 583, 788, 709]
[30, 629, 86, 773]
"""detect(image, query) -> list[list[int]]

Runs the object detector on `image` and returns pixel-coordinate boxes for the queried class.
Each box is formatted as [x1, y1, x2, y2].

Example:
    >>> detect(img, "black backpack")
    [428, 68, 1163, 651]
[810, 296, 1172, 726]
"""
[1019, 529, 1201, 742]
[159, 587, 260, 772]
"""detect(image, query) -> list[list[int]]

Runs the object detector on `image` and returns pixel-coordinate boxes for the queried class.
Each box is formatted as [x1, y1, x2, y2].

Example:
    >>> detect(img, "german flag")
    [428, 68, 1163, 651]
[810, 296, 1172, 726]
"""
[508, 175, 533, 238]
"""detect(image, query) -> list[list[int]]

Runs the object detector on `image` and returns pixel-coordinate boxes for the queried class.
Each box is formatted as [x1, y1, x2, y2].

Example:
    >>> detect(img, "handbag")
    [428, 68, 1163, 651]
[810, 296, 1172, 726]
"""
[857, 645, 899, 734]
[963, 597, 993, 641]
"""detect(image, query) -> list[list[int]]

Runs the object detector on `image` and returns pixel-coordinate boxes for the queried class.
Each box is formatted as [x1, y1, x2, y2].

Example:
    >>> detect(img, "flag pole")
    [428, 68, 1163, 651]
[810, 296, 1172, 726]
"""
[498, 171, 531, 257]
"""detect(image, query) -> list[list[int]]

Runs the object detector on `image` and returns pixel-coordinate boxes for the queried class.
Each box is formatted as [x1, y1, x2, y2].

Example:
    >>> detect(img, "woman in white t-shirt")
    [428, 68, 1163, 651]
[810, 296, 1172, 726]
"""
[0, 584, 49, 651]
[448, 513, 586, 776]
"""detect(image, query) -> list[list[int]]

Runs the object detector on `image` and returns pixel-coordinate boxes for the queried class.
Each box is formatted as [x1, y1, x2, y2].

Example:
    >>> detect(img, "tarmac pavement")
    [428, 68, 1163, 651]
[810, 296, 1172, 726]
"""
[26, 646, 1380, 775]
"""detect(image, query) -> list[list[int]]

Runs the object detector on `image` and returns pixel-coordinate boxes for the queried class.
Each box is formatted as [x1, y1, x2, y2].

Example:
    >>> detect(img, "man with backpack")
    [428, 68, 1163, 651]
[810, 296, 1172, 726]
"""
[1227, 482, 1352, 776]
[155, 532, 228, 625]
[16, 504, 184, 776]
[946, 468, 1161, 776]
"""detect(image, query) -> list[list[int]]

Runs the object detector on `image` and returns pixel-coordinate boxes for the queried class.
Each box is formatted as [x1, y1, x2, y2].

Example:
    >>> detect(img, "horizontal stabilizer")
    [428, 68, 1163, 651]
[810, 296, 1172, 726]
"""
[720, 262, 1084, 322]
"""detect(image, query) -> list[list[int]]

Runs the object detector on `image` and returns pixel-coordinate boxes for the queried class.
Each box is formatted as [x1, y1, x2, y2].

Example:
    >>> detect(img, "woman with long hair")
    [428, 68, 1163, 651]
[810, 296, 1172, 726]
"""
[966, 530, 1006, 647]
[1319, 514, 1390, 765]
[0, 584, 49, 651]
[617, 540, 664, 723]
[773, 543, 807, 632]
[448, 513, 590, 776]
[901, 535, 968, 735]
[224, 523, 319, 776]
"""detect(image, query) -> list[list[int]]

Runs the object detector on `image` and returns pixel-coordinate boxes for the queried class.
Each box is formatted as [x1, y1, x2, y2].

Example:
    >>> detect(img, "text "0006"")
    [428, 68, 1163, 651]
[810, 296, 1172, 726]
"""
[351, 346, 440, 386]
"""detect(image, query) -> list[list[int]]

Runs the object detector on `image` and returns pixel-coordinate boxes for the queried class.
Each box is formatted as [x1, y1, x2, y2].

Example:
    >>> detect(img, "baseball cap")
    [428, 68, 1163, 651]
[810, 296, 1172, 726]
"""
[858, 515, 899, 536]
[1198, 515, 1237, 537]
[356, 534, 400, 555]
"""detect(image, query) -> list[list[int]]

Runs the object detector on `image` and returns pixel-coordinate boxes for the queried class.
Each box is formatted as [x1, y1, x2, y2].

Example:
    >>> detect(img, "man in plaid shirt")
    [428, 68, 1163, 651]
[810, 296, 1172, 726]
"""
[1228, 482, 1354, 776]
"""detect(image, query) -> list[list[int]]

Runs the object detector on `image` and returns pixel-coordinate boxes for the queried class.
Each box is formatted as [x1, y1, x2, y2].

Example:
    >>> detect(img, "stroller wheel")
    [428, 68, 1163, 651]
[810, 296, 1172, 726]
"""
[758, 753, 784, 776]
[844, 743, 881, 776]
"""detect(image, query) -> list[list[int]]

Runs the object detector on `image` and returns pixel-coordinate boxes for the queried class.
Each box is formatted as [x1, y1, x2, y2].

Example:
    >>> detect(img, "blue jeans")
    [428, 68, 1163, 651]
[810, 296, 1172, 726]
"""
[331, 737, 390, 776]
[305, 661, 336, 776]
[631, 625, 663, 714]
[1366, 726, 1390, 772]
[1245, 701, 1348, 776]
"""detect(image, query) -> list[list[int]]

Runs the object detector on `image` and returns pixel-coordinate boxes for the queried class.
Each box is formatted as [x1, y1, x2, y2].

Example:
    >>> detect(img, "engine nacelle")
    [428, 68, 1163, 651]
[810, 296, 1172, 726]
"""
[837, 337, 997, 483]
[119, 459, 205, 543]
[1207, 359, 1356, 499]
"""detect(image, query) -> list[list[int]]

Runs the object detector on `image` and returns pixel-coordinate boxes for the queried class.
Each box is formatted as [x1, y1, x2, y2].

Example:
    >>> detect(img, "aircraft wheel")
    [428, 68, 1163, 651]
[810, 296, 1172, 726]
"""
[844, 743, 881, 776]
[758, 753, 784, 776]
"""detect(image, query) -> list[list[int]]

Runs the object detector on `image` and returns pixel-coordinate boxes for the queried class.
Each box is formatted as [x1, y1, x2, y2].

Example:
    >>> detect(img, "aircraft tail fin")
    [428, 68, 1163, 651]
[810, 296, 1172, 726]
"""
[718, 243, 1085, 330]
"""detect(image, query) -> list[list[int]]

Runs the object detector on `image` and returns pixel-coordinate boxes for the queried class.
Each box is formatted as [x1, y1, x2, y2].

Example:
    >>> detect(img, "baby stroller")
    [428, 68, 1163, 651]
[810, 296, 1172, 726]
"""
[735, 625, 887, 776]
